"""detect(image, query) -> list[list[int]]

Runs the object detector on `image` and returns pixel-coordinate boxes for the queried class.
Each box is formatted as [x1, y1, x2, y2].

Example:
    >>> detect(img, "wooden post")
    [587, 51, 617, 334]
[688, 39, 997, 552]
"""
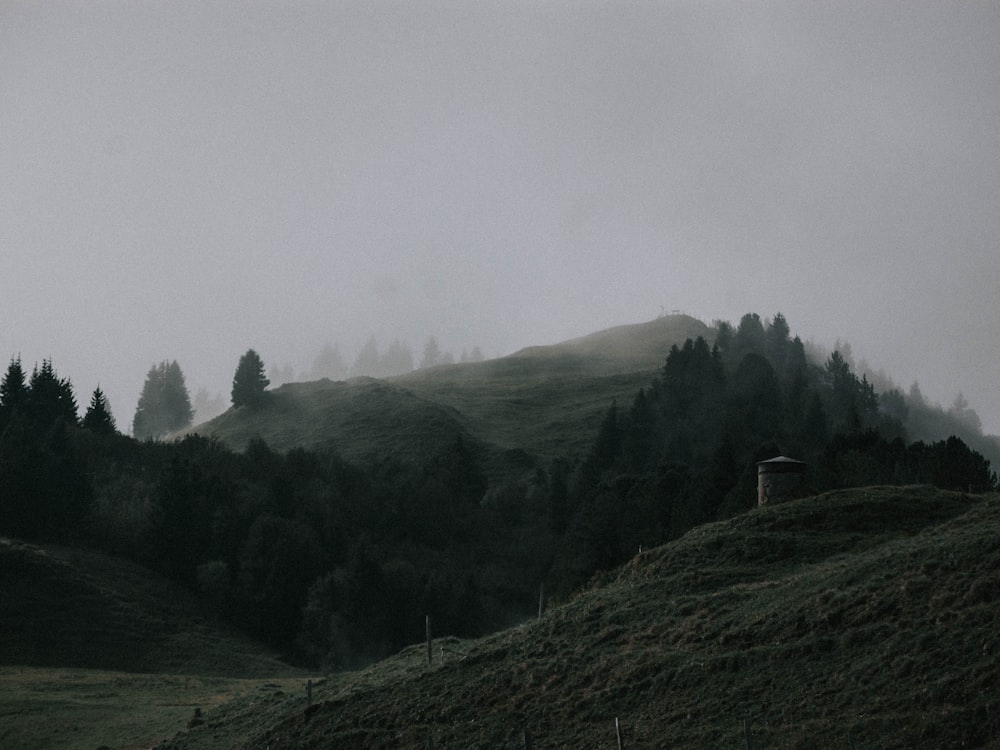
[537, 582, 545, 619]
[425, 615, 433, 666]
[743, 717, 753, 750]
[615, 717, 624, 750]
[523, 726, 533, 750]
[306, 679, 312, 708]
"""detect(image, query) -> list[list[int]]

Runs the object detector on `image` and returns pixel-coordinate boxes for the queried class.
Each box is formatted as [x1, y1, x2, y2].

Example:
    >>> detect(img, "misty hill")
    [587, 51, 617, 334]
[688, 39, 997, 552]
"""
[158, 485, 1000, 749]
[0, 537, 300, 678]
[195, 315, 710, 477]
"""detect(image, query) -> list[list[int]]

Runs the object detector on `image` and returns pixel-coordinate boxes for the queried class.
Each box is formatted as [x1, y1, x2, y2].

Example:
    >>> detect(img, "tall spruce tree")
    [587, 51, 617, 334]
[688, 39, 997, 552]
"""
[231, 349, 270, 408]
[82, 387, 117, 434]
[0, 356, 27, 409]
[132, 360, 193, 439]
[26, 359, 78, 426]
[0, 356, 28, 431]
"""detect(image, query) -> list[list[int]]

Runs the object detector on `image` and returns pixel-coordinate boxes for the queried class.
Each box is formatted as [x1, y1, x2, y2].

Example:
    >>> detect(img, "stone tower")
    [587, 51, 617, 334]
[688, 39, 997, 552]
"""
[757, 455, 806, 506]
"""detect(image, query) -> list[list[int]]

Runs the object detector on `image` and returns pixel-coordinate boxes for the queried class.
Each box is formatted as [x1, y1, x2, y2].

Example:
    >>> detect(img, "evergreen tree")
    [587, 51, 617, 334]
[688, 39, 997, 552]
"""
[622, 388, 655, 473]
[420, 337, 443, 369]
[132, 360, 193, 440]
[231, 349, 270, 408]
[381, 339, 414, 376]
[802, 391, 830, 448]
[0, 356, 28, 410]
[588, 402, 623, 476]
[0, 356, 28, 431]
[350, 336, 381, 378]
[0, 412, 91, 539]
[82, 387, 117, 434]
[26, 359, 78, 426]
[311, 343, 346, 380]
[764, 312, 791, 371]
[825, 350, 879, 433]
[733, 312, 766, 356]
[713, 320, 733, 353]
[728, 353, 783, 440]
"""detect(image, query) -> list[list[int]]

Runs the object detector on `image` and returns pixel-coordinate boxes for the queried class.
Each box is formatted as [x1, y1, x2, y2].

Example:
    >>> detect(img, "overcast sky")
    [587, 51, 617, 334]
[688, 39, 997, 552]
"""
[2, 1, 998, 434]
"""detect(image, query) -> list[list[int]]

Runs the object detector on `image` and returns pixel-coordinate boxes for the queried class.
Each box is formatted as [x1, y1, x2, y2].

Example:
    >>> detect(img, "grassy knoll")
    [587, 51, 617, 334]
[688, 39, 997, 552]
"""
[195, 315, 710, 481]
[153, 485, 1000, 749]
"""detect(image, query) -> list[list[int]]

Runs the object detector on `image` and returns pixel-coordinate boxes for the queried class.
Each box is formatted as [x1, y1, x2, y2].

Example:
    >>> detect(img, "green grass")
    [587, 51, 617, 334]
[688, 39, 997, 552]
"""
[143, 485, 1000, 749]
[0, 667, 308, 750]
[4, 486, 998, 748]
[0, 537, 305, 749]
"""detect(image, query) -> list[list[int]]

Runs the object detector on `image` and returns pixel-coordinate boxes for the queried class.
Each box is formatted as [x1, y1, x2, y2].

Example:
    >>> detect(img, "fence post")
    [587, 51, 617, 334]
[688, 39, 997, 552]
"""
[523, 725, 533, 750]
[743, 717, 753, 750]
[306, 679, 312, 708]
[615, 717, 624, 750]
[426, 615, 433, 666]
[537, 582, 545, 619]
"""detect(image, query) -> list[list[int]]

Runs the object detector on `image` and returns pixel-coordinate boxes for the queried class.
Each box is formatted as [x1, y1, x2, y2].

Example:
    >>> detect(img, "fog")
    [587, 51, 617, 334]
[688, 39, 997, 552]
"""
[2, 1, 998, 434]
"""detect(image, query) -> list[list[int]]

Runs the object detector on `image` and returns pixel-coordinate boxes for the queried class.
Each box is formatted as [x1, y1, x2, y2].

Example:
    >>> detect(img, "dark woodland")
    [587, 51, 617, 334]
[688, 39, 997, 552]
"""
[0, 313, 995, 669]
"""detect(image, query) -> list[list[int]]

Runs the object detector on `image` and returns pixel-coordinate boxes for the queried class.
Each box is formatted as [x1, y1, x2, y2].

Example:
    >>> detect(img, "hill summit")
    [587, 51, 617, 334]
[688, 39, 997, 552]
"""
[195, 315, 710, 477]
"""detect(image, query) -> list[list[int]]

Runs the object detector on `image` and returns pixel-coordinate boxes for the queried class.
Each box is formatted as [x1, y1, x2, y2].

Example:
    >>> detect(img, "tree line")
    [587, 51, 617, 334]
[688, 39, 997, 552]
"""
[0, 315, 996, 670]
[271, 336, 486, 387]
[548, 313, 997, 594]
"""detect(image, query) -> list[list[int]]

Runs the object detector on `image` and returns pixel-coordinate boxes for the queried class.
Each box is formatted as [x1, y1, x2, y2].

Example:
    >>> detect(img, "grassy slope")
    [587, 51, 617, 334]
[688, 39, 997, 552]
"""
[153, 486, 1000, 749]
[0, 668, 308, 750]
[0, 537, 298, 678]
[0, 538, 307, 749]
[195, 316, 711, 480]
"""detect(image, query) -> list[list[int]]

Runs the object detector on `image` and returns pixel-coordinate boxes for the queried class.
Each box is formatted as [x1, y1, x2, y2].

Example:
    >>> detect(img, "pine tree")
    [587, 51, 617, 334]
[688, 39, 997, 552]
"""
[133, 360, 193, 439]
[310, 343, 346, 380]
[350, 337, 381, 378]
[82, 387, 117, 434]
[231, 349, 270, 408]
[381, 339, 414, 376]
[0, 356, 28, 410]
[26, 359, 78, 426]
[420, 337, 442, 369]
[0, 356, 28, 431]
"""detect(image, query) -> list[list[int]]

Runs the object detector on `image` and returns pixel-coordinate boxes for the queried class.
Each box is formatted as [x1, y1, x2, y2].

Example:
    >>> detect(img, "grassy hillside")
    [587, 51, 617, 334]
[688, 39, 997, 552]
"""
[151, 486, 1000, 749]
[195, 315, 710, 479]
[0, 538, 306, 750]
[0, 668, 307, 750]
[0, 537, 299, 678]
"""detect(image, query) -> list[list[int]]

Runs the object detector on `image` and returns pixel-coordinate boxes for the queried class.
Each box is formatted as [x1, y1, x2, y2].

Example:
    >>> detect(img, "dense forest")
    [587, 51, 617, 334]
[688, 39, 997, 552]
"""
[0, 313, 995, 669]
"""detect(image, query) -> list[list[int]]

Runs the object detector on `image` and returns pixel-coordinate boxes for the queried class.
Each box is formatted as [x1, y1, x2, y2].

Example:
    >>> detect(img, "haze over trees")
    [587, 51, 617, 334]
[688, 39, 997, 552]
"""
[191, 387, 227, 424]
[132, 360, 193, 440]
[548, 312, 997, 594]
[266, 336, 484, 389]
[0, 312, 996, 671]
[310, 344, 346, 381]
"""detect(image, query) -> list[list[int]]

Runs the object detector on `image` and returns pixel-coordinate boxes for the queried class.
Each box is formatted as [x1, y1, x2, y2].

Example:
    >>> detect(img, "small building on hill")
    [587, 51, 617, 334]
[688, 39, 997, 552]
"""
[757, 455, 806, 506]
